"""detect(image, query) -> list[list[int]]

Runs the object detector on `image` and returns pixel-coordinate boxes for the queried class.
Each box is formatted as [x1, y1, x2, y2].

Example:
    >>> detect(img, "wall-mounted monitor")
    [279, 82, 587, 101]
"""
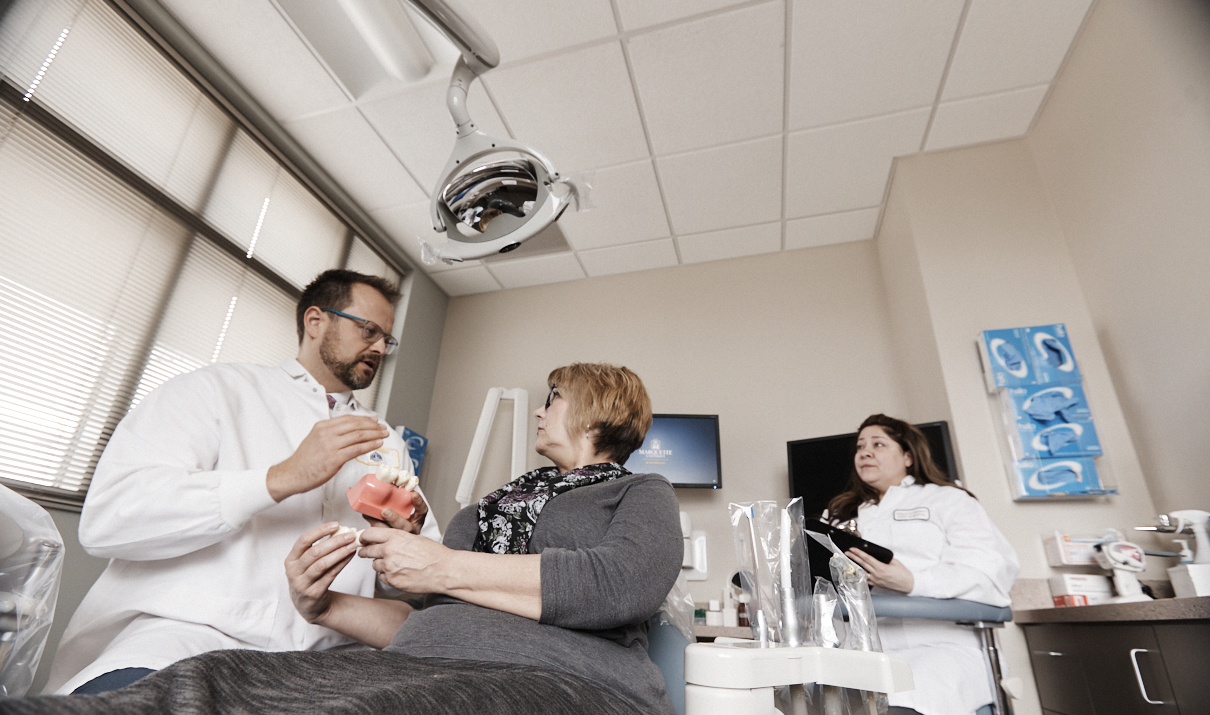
[627, 414, 722, 489]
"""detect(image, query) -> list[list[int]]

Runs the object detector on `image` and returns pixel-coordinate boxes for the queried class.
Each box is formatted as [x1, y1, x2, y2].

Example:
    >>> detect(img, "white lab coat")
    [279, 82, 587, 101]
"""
[856, 477, 1018, 715]
[46, 358, 441, 694]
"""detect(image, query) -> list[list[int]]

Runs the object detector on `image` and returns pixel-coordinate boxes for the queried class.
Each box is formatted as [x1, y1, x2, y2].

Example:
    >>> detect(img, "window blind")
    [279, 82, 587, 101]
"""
[0, 0, 406, 507]
[0, 104, 191, 507]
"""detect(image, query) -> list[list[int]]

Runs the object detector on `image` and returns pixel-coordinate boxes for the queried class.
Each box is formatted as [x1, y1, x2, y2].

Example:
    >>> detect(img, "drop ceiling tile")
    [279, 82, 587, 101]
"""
[615, 0, 753, 31]
[557, 161, 670, 250]
[678, 222, 782, 264]
[785, 207, 879, 250]
[788, 0, 965, 130]
[360, 79, 508, 194]
[160, 0, 350, 121]
[942, 0, 1093, 101]
[457, 0, 617, 64]
[658, 136, 783, 235]
[370, 202, 479, 273]
[785, 108, 929, 218]
[483, 42, 649, 173]
[579, 239, 679, 277]
[486, 252, 586, 289]
[628, 2, 784, 155]
[925, 84, 1049, 152]
[284, 108, 425, 211]
[430, 265, 502, 296]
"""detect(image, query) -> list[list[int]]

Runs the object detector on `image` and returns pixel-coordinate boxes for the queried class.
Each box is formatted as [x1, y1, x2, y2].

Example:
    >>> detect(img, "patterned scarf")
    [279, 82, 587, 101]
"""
[472, 462, 631, 554]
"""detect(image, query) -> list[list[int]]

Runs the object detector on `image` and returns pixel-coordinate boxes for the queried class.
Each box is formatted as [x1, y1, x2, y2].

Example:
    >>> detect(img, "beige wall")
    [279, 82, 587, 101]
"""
[880, 138, 1168, 715]
[1028, 0, 1210, 513]
[420, 240, 909, 603]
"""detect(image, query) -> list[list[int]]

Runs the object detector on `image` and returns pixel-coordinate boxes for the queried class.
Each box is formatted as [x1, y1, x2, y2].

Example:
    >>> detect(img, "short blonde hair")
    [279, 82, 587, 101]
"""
[547, 363, 652, 464]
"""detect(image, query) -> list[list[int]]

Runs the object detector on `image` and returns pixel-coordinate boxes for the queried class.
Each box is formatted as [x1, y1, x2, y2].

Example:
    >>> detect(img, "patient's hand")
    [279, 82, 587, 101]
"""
[358, 527, 450, 594]
[286, 522, 359, 623]
[846, 548, 915, 593]
[362, 490, 429, 535]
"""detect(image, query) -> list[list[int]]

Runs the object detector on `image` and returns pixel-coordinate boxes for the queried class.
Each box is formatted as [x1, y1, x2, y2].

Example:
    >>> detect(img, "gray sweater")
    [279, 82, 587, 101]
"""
[387, 472, 683, 714]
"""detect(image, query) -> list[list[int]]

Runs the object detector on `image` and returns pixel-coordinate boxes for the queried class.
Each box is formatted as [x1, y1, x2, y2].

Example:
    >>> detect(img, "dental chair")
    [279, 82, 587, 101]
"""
[869, 594, 1014, 715]
[0, 485, 65, 696]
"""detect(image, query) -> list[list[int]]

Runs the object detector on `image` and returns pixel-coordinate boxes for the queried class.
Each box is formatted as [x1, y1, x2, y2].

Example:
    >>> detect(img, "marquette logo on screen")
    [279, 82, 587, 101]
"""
[637, 438, 673, 461]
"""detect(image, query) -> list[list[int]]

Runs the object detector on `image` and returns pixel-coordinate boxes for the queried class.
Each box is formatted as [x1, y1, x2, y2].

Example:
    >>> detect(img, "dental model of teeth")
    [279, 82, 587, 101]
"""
[334, 525, 365, 546]
[346, 464, 419, 521]
[375, 464, 419, 492]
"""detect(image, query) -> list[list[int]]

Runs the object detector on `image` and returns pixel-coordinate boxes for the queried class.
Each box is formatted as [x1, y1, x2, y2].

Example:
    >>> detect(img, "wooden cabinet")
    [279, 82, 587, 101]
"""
[1023, 622, 1209, 715]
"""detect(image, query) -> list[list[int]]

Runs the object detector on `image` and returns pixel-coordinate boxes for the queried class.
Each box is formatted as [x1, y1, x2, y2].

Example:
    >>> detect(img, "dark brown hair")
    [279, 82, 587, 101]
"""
[547, 363, 652, 464]
[826, 414, 970, 523]
[296, 269, 401, 342]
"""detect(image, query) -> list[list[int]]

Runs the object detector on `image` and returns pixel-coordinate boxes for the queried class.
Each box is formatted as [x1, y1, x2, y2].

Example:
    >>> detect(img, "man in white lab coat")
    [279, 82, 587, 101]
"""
[46, 269, 441, 695]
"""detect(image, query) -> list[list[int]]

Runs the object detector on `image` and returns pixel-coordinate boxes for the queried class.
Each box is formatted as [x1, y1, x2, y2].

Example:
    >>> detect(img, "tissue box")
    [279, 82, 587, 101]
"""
[1004, 384, 1102, 458]
[1168, 564, 1210, 598]
[1050, 574, 1113, 607]
[1044, 532, 1101, 566]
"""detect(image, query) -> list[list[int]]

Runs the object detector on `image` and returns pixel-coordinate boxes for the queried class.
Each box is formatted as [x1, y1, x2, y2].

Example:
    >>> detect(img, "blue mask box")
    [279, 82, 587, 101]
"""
[1003, 384, 1102, 458]
[399, 426, 428, 474]
[1013, 457, 1109, 498]
[978, 327, 1035, 390]
[978, 323, 1082, 391]
[1022, 324, 1081, 386]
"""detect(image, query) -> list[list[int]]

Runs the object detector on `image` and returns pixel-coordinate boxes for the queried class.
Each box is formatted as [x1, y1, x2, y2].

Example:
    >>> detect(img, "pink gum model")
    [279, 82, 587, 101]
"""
[346, 473, 416, 521]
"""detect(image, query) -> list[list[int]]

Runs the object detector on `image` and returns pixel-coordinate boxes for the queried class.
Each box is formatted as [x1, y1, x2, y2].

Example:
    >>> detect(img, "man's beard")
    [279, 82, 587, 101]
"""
[320, 331, 380, 390]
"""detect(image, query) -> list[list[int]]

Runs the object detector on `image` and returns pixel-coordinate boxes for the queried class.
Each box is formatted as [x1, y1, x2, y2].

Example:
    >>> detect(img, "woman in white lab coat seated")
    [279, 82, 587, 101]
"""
[826, 414, 1019, 715]
[3, 363, 683, 715]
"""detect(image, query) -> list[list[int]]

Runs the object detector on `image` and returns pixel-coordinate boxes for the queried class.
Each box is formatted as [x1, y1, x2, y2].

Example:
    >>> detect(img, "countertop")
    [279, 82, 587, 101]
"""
[1014, 596, 1210, 624]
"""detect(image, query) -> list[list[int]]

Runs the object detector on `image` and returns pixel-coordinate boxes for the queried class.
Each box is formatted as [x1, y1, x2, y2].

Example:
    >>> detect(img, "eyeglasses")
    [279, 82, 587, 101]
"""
[544, 385, 559, 409]
[321, 309, 399, 355]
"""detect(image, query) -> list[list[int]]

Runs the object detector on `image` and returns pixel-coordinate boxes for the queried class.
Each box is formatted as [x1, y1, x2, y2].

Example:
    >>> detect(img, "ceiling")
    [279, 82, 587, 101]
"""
[155, 0, 1096, 296]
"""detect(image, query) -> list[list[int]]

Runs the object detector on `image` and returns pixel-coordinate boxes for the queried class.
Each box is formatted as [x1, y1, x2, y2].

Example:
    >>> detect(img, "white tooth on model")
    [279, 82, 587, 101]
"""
[376, 464, 391, 482]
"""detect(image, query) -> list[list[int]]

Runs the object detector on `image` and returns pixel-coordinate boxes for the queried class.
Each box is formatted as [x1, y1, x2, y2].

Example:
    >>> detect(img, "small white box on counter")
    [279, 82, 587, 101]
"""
[1168, 564, 1210, 598]
[1049, 573, 1112, 606]
[1044, 531, 1101, 566]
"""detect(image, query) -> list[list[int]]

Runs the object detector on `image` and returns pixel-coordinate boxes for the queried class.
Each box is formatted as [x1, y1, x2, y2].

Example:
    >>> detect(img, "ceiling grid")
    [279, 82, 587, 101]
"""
[153, 0, 1097, 295]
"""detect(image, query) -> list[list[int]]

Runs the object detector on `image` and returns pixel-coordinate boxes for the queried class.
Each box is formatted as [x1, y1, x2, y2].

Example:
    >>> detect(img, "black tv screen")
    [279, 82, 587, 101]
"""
[788, 421, 957, 583]
[627, 414, 721, 489]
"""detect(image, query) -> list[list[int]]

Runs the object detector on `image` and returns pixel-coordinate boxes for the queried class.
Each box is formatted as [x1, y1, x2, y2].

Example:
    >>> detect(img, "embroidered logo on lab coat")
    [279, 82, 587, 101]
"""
[893, 507, 930, 521]
[356, 447, 401, 468]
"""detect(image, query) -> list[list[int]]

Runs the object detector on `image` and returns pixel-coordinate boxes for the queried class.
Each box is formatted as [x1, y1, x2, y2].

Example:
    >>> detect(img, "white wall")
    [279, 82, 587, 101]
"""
[419, 240, 909, 604]
[1027, 0, 1210, 514]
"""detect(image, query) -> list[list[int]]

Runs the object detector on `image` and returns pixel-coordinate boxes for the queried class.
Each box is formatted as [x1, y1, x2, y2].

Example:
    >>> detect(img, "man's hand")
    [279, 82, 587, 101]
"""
[285, 522, 358, 624]
[846, 548, 915, 593]
[362, 490, 429, 535]
[267, 416, 389, 502]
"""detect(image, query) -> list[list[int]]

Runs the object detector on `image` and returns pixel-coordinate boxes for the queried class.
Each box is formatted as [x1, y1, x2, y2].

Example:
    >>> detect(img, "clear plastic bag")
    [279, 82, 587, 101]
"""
[806, 532, 888, 715]
[727, 499, 813, 646]
[0, 485, 64, 696]
[656, 572, 696, 644]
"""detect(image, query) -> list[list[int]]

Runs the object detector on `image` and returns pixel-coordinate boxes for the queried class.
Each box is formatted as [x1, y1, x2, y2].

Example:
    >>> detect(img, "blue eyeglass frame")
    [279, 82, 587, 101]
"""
[321, 309, 399, 354]
[545, 385, 559, 409]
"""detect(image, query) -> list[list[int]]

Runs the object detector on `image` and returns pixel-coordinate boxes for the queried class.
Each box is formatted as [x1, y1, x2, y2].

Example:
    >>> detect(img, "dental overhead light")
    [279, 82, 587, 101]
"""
[407, 0, 576, 265]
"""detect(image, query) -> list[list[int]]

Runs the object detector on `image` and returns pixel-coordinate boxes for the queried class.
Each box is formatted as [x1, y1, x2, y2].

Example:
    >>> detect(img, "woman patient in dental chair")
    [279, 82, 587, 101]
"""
[826, 414, 1019, 715]
[5, 364, 682, 715]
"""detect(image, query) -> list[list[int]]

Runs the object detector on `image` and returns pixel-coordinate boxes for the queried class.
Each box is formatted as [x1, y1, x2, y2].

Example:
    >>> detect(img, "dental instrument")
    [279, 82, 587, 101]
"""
[779, 508, 800, 647]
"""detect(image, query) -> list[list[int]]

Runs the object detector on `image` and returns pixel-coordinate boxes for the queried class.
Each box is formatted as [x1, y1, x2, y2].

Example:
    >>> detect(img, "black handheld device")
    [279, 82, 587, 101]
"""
[803, 519, 894, 564]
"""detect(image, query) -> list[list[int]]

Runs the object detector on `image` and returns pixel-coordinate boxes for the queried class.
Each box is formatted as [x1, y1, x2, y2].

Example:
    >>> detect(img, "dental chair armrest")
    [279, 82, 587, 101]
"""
[871, 594, 1012, 623]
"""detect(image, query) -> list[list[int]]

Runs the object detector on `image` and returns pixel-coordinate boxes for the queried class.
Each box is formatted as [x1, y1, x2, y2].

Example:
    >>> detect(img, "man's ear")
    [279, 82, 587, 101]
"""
[303, 306, 326, 341]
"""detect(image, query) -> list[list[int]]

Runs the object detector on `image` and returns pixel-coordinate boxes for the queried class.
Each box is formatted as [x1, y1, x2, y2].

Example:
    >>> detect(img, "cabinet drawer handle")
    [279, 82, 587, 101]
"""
[1129, 648, 1164, 705]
